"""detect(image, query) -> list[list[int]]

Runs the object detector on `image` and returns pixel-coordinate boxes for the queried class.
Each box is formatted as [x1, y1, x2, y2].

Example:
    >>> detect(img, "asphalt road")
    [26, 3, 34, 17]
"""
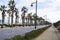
[0, 25, 47, 40]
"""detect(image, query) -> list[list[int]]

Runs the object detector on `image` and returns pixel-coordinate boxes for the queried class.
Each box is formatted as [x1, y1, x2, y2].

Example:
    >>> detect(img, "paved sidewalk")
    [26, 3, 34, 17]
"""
[32, 25, 60, 40]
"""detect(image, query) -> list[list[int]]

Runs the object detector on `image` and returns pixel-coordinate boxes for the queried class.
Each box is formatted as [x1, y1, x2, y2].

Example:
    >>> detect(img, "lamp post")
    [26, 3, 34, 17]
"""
[31, 0, 37, 29]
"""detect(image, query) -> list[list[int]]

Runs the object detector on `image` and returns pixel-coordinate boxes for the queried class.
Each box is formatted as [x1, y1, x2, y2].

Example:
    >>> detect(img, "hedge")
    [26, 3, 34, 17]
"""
[5, 25, 51, 40]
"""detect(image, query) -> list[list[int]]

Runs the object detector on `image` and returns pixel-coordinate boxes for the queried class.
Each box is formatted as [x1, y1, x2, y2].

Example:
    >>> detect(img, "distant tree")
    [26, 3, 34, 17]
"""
[53, 21, 60, 28]
[7, 9, 11, 25]
[32, 14, 37, 25]
[27, 14, 30, 25]
[15, 8, 19, 24]
[27, 13, 32, 25]
[39, 17, 45, 25]
[25, 16, 28, 26]
[29, 13, 33, 25]
[0, 5, 6, 28]
[8, 0, 16, 27]
[36, 16, 40, 25]
[21, 6, 28, 27]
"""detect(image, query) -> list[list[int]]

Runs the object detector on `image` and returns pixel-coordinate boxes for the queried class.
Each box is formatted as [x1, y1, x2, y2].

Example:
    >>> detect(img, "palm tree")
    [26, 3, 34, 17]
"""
[25, 16, 28, 26]
[32, 14, 36, 25]
[27, 13, 32, 26]
[15, 8, 19, 24]
[8, 0, 16, 27]
[29, 13, 33, 25]
[0, 5, 6, 28]
[36, 16, 40, 25]
[27, 14, 30, 25]
[21, 6, 28, 27]
[30, 16, 33, 25]
[7, 9, 11, 25]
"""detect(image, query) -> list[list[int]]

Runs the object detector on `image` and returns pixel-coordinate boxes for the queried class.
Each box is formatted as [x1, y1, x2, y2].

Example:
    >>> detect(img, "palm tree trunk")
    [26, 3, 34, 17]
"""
[22, 17, 24, 27]
[8, 14, 10, 25]
[28, 18, 29, 26]
[1, 15, 4, 28]
[11, 12, 13, 27]
[1, 11, 5, 28]
[30, 19, 32, 25]
[15, 17, 17, 24]
[25, 18, 27, 26]
[15, 17, 18, 24]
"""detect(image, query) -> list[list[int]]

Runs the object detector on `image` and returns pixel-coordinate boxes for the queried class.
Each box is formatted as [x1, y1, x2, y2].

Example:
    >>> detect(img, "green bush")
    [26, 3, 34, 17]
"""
[5, 35, 25, 40]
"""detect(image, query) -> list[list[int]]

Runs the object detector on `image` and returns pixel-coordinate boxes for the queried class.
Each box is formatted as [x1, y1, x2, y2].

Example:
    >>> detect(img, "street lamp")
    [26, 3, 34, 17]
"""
[31, 0, 37, 29]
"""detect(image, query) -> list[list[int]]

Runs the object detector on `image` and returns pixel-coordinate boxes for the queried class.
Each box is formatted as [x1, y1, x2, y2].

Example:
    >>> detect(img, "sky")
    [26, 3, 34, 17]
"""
[0, 0, 60, 23]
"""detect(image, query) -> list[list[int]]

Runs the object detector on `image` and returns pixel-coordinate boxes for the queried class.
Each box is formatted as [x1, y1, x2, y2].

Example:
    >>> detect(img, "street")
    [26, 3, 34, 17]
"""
[0, 25, 47, 40]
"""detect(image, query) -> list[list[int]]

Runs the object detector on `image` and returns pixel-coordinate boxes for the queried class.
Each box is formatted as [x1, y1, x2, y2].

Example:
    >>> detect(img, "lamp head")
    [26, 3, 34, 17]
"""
[31, 4, 33, 7]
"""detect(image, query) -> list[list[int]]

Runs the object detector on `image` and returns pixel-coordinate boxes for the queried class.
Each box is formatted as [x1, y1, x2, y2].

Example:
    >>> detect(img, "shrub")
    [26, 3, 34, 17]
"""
[5, 35, 25, 40]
